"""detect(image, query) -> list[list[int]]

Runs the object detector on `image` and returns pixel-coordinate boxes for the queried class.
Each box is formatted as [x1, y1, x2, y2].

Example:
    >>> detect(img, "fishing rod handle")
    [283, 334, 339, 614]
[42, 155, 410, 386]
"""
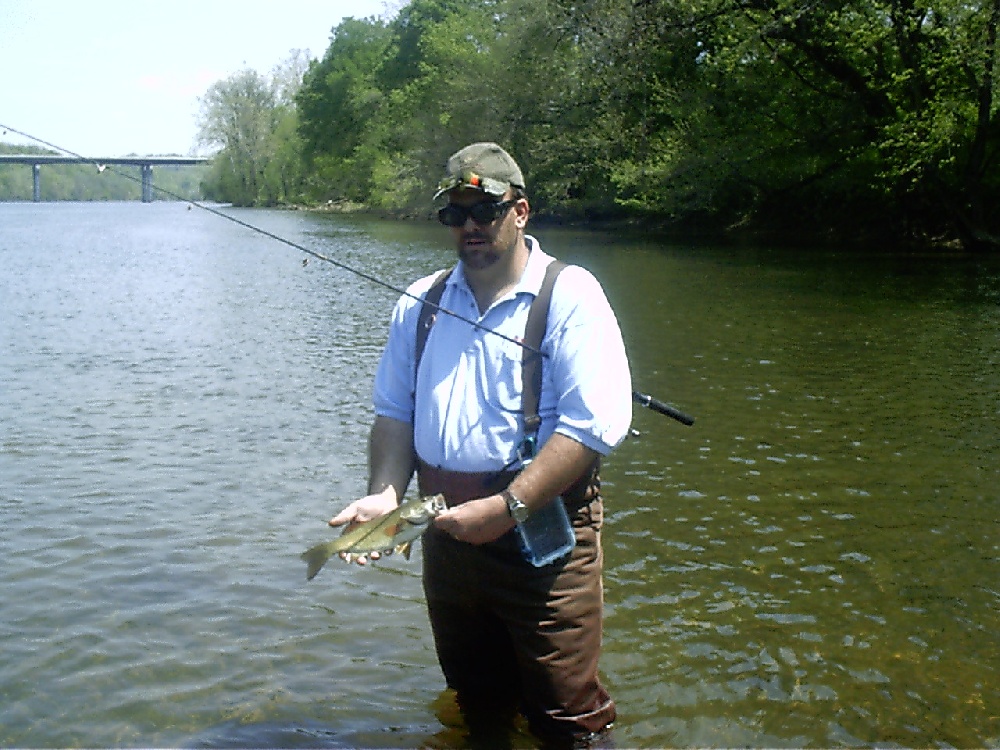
[632, 391, 695, 426]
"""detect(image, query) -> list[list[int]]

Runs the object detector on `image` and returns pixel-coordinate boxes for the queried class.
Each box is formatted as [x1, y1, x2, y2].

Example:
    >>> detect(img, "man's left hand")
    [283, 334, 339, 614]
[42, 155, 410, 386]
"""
[433, 494, 514, 545]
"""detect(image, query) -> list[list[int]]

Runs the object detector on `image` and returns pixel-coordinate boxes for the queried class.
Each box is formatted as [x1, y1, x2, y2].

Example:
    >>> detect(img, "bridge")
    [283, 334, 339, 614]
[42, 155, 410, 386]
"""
[0, 154, 211, 202]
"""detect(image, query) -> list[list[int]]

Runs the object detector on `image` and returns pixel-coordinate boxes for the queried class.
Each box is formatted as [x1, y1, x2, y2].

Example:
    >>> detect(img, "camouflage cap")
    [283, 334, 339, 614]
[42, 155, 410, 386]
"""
[433, 142, 525, 199]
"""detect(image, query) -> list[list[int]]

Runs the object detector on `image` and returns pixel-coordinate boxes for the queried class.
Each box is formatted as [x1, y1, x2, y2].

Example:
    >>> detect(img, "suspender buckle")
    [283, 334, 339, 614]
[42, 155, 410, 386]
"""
[518, 434, 537, 462]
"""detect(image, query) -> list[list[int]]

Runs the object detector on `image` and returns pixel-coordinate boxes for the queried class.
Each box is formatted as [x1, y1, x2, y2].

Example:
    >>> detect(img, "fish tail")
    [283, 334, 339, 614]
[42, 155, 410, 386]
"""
[301, 543, 333, 581]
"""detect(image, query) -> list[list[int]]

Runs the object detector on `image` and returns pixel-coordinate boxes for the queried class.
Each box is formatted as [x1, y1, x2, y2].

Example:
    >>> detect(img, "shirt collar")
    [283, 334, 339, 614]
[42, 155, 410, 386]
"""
[451, 234, 553, 301]
[516, 235, 554, 298]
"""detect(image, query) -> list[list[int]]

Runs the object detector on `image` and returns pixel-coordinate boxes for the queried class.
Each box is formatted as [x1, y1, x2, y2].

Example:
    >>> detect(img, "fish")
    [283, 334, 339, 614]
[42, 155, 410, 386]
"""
[301, 494, 447, 580]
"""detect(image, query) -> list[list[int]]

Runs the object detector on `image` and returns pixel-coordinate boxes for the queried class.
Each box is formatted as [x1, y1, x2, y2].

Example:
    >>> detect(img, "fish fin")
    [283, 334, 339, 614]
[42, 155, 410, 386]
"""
[399, 542, 413, 560]
[301, 543, 332, 581]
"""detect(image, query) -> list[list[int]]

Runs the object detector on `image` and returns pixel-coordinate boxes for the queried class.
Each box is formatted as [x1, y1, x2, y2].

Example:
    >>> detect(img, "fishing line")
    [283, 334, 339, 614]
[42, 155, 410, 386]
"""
[2, 122, 694, 425]
[0, 122, 536, 355]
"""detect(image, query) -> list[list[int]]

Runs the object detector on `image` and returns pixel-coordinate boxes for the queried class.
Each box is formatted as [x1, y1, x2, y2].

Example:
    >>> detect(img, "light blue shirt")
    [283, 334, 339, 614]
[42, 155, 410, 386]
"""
[373, 236, 632, 472]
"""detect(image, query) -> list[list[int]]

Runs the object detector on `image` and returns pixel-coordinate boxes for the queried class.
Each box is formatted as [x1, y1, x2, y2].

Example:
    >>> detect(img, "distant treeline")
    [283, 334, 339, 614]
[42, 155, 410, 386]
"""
[0, 143, 207, 202]
[54, 0, 1000, 249]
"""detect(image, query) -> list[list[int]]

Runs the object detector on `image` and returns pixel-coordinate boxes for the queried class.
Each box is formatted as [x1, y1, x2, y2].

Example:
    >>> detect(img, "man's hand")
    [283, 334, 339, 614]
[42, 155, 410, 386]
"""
[328, 487, 398, 565]
[434, 494, 515, 545]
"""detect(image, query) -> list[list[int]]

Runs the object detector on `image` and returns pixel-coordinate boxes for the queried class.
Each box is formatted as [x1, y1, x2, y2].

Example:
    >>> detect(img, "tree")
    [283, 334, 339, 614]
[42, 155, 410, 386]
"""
[197, 58, 310, 207]
[571, 0, 1000, 245]
[206, 0, 998, 247]
[198, 69, 280, 205]
[295, 17, 392, 203]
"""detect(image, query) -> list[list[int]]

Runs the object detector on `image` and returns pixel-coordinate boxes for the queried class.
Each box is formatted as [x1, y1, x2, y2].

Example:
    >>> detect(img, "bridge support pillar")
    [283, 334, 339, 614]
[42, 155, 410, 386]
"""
[141, 164, 153, 202]
[33, 163, 41, 202]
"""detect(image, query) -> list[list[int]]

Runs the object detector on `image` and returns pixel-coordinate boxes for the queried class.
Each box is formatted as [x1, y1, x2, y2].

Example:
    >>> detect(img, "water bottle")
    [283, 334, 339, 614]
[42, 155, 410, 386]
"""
[514, 495, 576, 567]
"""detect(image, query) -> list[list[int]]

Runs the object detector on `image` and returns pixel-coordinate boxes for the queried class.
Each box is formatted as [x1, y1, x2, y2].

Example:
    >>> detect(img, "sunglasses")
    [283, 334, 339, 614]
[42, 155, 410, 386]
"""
[437, 199, 517, 227]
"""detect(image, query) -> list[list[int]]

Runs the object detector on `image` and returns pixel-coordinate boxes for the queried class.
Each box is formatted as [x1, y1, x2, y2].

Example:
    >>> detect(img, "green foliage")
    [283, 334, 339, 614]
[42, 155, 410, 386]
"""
[297, 18, 390, 164]
[197, 58, 310, 207]
[199, 0, 999, 247]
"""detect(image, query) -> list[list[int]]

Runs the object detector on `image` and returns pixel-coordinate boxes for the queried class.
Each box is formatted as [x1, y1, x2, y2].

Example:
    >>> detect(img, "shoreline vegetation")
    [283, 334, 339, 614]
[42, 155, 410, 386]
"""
[0, 141, 973, 251]
[299, 197, 966, 252]
[5, 0, 997, 252]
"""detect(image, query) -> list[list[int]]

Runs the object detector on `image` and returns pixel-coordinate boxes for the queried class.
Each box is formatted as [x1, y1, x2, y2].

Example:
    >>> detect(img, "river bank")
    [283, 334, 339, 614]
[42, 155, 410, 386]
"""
[299, 198, 973, 253]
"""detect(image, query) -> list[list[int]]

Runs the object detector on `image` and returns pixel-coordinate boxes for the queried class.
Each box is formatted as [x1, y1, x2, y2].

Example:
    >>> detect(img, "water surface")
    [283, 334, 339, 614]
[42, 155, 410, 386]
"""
[1, 202, 997, 747]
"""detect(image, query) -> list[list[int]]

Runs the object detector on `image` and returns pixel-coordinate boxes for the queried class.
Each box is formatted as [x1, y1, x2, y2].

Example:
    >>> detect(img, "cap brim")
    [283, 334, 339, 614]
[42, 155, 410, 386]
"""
[434, 175, 509, 200]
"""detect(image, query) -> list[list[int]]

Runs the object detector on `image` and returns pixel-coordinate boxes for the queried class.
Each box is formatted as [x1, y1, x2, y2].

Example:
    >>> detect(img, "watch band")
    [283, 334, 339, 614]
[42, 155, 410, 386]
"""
[502, 487, 530, 523]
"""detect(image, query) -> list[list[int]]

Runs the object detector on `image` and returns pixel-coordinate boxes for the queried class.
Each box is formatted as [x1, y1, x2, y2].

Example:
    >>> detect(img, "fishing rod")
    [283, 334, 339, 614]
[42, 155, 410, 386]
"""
[2, 122, 694, 426]
[632, 391, 694, 426]
[0, 123, 534, 354]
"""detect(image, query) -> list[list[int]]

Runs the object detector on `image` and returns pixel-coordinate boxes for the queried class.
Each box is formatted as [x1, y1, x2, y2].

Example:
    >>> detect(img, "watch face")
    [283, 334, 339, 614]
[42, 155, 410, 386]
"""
[505, 490, 529, 523]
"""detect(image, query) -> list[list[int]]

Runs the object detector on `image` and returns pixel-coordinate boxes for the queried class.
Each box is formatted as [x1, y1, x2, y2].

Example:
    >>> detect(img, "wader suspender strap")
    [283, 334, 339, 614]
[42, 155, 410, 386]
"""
[413, 260, 568, 437]
[415, 267, 454, 371]
[521, 260, 567, 437]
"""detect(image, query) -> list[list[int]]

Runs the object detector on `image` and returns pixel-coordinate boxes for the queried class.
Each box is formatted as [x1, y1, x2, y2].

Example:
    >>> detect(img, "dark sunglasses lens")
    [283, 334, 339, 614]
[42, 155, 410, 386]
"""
[468, 202, 503, 224]
[438, 204, 467, 226]
[437, 201, 510, 227]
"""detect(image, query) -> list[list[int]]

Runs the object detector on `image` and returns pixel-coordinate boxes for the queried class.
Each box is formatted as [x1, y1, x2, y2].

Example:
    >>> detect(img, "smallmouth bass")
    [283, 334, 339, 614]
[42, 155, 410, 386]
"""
[301, 494, 447, 580]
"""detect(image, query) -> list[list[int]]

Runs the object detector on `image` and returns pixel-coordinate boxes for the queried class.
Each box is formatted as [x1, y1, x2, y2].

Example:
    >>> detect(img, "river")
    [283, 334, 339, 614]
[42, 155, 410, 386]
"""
[1, 201, 997, 748]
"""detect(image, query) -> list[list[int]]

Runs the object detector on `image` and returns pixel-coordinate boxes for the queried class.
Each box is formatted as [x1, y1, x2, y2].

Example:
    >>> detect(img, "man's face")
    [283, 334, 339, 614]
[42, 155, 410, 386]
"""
[446, 188, 527, 270]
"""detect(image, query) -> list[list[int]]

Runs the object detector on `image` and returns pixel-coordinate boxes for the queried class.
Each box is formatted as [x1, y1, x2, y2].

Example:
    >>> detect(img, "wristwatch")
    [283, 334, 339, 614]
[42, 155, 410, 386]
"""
[502, 488, 530, 523]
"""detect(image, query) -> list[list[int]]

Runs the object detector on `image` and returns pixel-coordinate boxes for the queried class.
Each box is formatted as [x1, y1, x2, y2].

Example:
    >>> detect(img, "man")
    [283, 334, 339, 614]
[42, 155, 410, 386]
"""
[329, 142, 632, 747]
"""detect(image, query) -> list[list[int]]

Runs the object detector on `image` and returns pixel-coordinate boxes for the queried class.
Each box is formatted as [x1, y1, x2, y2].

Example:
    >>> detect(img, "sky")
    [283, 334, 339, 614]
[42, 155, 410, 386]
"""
[1, 0, 393, 158]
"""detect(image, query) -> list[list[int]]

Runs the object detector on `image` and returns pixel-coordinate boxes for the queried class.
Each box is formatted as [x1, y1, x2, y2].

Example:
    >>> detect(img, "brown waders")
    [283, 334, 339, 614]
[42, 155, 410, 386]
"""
[419, 463, 616, 748]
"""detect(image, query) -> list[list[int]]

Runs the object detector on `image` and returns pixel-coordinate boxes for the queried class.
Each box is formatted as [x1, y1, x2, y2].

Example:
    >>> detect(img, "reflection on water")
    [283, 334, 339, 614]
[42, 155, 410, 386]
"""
[1, 204, 997, 748]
